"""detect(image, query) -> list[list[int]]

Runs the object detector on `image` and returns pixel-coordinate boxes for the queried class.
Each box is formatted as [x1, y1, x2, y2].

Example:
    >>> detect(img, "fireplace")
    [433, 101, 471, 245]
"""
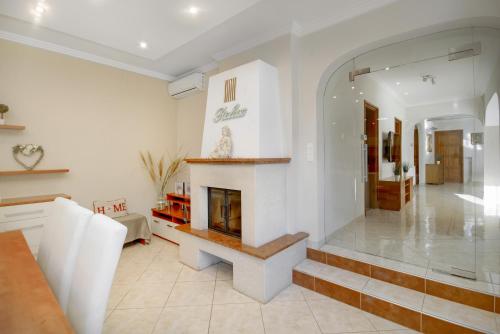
[208, 187, 241, 238]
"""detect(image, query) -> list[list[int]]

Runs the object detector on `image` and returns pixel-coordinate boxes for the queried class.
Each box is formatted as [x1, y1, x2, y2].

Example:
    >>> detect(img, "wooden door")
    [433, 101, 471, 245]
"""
[414, 127, 419, 184]
[393, 118, 402, 165]
[434, 130, 463, 183]
[364, 101, 379, 210]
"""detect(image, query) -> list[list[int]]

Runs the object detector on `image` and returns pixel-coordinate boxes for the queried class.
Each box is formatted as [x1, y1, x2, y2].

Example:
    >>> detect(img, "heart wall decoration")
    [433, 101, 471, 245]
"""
[12, 144, 45, 170]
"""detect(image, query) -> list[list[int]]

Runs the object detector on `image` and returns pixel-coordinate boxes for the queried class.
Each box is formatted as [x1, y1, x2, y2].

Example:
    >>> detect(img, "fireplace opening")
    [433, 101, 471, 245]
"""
[208, 187, 241, 238]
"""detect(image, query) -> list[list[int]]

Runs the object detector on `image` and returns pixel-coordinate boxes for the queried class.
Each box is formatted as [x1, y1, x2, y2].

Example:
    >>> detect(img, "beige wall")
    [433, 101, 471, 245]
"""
[2, 0, 499, 246]
[0, 39, 177, 218]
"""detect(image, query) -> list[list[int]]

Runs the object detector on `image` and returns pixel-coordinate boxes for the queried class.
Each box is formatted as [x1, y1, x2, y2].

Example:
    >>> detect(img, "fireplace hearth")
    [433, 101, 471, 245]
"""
[208, 187, 241, 238]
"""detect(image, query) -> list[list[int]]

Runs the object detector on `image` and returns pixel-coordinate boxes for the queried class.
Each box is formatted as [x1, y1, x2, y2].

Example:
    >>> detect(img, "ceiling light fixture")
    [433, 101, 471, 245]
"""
[385, 67, 390, 71]
[422, 74, 436, 85]
[188, 6, 200, 15]
[396, 82, 401, 86]
[359, 92, 364, 95]
[404, 92, 409, 96]
[332, 96, 337, 99]
[139, 41, 148, 49]
[32, 1, 48, 20]
[351, 86, 355, 90]
[355, 99, 359, 103]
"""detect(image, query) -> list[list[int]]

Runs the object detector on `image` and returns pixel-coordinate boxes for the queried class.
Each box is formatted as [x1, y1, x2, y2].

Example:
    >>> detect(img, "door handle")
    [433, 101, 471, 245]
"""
[362, 143, 368, 182]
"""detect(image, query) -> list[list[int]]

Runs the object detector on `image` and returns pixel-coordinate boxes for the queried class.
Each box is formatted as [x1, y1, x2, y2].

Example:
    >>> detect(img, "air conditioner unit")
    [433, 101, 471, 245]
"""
[168, 72, 204, 99]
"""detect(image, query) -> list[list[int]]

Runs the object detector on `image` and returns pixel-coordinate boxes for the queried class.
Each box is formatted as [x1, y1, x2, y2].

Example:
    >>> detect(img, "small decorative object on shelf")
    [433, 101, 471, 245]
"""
[139, 150, 186, 208]
[402, 162, 411, 178]
[209, 125, 232, 158]
[0, 104, 9, 125]
[12, 144, 45, 170]
[393, 163, 401, 182]
[175, 181, 183, 195]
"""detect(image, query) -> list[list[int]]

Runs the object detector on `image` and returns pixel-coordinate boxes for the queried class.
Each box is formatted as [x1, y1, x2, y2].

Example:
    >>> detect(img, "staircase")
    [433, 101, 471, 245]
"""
[293, 245, 500, 334]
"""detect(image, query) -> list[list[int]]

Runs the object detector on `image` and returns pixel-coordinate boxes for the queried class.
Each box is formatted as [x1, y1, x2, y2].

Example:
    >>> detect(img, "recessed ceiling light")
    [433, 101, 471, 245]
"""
[396, 82, 401, 86]
[32, 1, 48, 19]
[351, 86, 355, 90]
[139, 41, 148, 49]
[404, 92, 409, 96]
[359, 92, 364, 95]
[332, 96, 337, 99]
[385, 67, 390, 71]
[35, 4, 45, 14]
[453, 102, 459, 108]
[188, 6, 200, 15]
[355, 99, 360, 103]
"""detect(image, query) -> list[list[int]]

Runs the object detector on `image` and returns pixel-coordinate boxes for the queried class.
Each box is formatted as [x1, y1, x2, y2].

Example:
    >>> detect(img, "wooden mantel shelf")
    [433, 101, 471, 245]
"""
[0, 193, 71, 207]
[0, 124, 26, 130]
[176, 223, 308, 260]
[185, 158, 291, 165]
[0, 169, 70, 176]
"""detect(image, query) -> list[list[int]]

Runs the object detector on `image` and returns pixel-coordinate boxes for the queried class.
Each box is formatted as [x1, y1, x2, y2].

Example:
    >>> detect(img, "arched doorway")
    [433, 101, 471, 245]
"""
[321, 27, 500, 282]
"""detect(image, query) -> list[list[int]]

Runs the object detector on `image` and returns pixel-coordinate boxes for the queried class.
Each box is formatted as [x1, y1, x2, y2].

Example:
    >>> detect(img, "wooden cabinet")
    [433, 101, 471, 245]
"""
[151, 193, 190, 244]
[377, 176, 413, 211]
[425, 164, 444, 184]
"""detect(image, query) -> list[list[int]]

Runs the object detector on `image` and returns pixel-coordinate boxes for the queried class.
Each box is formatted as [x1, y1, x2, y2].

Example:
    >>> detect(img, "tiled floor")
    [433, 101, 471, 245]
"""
[104, 236, 419, 334]
[327, 182, 500, 283]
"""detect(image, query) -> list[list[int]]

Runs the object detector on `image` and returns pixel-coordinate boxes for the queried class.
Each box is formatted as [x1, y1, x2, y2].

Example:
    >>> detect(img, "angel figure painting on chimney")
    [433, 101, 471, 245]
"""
[210, 125, 233, 158]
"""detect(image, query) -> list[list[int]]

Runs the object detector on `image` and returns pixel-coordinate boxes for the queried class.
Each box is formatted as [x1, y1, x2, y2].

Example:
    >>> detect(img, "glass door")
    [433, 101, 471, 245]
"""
[322, 27, 500, 281]
[208, 188, 242, 238]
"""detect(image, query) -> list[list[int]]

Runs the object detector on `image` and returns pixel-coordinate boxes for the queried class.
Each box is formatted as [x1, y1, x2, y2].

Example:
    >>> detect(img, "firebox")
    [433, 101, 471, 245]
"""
[208, 187, 241, 238]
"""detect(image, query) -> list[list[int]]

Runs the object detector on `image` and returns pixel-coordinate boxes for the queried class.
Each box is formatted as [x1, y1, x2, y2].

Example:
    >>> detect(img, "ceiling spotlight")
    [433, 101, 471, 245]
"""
[396, 82, 401, 86]
[404, 92, 409, 96]
[355, 99, 360, 103]
[188, 6, 200, 15]
[332, 96, 337, 99]
[359, 92, 364, 95]
[422, 74, 436, 85]
[351, 86, 355, 90]
[139, 41, 148, 49]
[35, 4, 45, 14]
[32, 1, 48, 18]
[385, 67, 390, 71]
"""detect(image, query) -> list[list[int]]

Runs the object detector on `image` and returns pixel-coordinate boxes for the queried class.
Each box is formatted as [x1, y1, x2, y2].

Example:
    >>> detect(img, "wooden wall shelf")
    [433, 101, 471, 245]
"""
[185, 158, 291, 165]
[0, 169, 70, 176]
[0, 124, 26, 130]
[0, 193, 71, 207]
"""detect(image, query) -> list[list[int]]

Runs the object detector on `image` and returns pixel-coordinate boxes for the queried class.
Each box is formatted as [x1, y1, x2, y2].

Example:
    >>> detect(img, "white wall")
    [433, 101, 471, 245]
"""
[483, 54, 500, 216]
[174, 0, 500, 247]
[424, 117, 483, 183]
[0, 39, 177, 218]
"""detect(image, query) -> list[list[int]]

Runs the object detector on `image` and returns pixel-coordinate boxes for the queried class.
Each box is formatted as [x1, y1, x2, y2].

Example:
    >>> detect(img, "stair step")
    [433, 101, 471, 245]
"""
[294, 259, 500, 334]
[309, 245, 500, 313]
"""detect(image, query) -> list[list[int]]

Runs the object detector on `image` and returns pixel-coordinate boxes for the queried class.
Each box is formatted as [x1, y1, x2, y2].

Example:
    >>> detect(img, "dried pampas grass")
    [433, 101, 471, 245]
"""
[140, 150, 186, 196]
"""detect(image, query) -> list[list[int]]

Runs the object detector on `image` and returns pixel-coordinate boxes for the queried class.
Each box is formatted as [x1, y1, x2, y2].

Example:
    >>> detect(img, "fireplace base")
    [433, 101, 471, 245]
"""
[176, 224, 307, 303]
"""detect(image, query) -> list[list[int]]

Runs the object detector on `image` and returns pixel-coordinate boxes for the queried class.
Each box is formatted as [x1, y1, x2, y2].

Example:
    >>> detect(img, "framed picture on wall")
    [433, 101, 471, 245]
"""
[175, 182, 184, 195]
[426, 133, 433, 153]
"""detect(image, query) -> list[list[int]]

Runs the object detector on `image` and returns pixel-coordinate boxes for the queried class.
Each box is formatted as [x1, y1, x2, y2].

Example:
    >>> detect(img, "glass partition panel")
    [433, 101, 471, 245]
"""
[323, 27, 500, 282]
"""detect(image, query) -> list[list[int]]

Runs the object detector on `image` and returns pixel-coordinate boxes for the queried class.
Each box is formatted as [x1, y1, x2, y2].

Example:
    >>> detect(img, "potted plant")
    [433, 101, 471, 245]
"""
[0, 104, 9, 125]
[140, 151, 186, 209]
[402, 162, 411, 178]
[393, 163, 401, 182]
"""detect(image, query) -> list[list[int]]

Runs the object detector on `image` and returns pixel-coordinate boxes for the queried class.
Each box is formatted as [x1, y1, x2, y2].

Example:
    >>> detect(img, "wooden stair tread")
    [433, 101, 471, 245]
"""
[294, 259, 500, 333]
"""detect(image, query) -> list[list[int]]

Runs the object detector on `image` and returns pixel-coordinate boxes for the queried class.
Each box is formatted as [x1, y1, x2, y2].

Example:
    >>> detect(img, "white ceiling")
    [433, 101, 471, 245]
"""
[0, 0, 397, 79]
[363, 28, 500, 107]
